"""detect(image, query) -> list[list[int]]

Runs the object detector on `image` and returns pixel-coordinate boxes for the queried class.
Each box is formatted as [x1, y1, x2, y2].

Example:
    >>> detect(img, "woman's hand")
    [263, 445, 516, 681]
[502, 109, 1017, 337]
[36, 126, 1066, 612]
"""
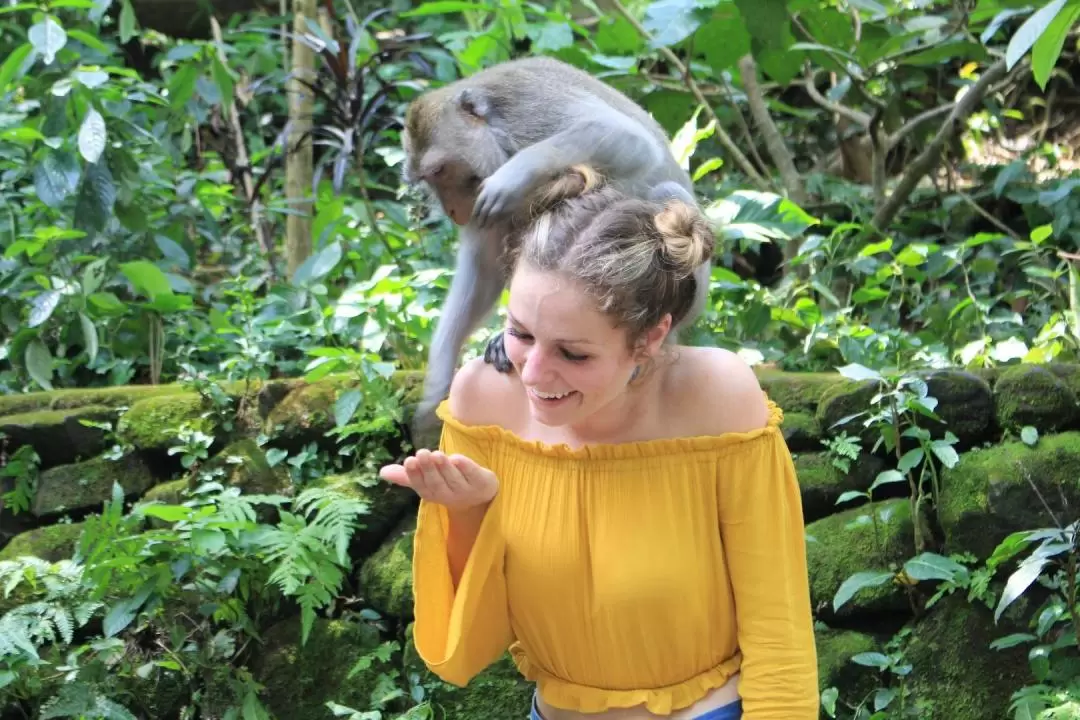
[379, 449, 498, 511]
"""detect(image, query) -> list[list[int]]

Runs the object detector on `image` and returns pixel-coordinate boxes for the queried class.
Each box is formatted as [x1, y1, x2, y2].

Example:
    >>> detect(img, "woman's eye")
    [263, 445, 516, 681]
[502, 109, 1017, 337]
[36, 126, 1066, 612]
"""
[561, 349, 589, 363]
[506, 327, 531, 341]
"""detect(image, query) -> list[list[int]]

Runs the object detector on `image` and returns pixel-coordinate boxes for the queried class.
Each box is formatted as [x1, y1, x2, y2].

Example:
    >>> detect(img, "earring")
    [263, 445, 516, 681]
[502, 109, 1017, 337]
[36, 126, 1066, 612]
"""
[629, 364, 642, 383]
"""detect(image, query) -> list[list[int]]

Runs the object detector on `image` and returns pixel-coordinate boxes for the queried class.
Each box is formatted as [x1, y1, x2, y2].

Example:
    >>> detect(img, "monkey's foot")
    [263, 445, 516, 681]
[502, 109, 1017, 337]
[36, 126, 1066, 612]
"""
[483, 331, 515, 373]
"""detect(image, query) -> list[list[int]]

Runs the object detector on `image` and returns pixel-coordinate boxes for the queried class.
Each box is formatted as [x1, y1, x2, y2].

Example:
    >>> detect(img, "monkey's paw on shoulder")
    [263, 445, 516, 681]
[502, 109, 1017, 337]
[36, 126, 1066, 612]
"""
[483, 331, 515, 374]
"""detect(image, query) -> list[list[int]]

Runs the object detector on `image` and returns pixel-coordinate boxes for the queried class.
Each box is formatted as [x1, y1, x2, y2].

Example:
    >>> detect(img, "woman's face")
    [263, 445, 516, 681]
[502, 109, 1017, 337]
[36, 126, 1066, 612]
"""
[503, 265, 668, 428]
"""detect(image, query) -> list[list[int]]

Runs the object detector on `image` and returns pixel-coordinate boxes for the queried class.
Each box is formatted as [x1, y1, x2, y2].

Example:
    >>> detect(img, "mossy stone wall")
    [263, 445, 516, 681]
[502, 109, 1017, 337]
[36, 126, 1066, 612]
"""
[1, 363, 1075, 718]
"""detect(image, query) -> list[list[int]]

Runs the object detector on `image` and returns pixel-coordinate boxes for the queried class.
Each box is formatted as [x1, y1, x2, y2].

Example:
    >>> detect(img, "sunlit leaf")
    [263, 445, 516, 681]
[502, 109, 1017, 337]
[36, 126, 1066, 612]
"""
[29, 16, 67, 64]
[77, 107, 107, 163]
[24, 338, 54, 390]
[1005, 0, 1066, 70]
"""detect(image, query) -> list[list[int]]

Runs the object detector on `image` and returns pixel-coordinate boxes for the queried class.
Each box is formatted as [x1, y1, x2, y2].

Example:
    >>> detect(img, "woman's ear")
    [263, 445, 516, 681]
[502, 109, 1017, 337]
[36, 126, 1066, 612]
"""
[641, 313, 673, 355]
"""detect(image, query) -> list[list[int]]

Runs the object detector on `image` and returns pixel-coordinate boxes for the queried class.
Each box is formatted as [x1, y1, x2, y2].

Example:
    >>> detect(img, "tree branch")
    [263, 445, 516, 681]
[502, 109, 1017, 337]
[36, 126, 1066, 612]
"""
[210, 15, 274, 266]
[802, 67, 872, 128]
[739, 55, 807, 206]
[610, 0, 772, 193]
[870, 59, 1008, 233]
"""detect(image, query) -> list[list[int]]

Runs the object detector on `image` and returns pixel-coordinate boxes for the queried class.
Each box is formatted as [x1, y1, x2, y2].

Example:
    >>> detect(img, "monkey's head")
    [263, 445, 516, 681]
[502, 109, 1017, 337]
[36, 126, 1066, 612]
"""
[402, 83, 512, 226]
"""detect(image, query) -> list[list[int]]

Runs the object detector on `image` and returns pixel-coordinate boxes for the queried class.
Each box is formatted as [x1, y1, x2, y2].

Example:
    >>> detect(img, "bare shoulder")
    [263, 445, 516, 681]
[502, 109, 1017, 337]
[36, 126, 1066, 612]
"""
[670, 346, 770, 436]
[446, 356, 522, 428]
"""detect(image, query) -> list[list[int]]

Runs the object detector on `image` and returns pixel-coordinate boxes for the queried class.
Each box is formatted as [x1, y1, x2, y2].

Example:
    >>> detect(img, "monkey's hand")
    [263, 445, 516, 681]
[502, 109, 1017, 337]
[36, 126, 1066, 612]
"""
[483, 331, 515, 374]
[379, 449, 498, 511]
[472, 160, 535, 227]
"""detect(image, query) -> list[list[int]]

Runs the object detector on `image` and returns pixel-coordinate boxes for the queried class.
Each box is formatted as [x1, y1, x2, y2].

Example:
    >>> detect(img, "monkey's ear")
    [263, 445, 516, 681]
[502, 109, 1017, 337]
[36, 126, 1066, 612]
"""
[455, 87, 493, 121]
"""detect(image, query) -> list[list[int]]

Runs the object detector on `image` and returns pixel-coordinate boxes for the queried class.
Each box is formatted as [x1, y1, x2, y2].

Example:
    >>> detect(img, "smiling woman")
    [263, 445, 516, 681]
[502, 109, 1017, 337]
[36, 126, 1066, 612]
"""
[380, 165, 818, 720]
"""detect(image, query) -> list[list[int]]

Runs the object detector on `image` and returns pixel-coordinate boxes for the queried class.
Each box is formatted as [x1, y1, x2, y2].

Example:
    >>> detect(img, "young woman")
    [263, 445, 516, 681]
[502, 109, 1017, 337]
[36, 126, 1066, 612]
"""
[380, 167, 819, 719]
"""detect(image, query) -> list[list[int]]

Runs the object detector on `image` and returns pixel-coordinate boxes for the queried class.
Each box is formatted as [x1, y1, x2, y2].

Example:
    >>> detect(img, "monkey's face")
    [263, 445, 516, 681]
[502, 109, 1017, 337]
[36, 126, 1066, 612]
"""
[402, 86, 509, 226]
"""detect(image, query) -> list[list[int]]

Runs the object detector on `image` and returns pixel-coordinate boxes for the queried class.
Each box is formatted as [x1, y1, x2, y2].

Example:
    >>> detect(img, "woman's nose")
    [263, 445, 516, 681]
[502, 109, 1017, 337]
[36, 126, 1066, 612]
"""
[519, 348, 551, 385]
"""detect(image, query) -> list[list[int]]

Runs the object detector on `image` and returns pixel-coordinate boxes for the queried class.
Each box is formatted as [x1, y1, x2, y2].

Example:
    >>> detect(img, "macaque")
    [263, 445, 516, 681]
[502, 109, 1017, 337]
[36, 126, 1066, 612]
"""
[402, 56, 711, 434]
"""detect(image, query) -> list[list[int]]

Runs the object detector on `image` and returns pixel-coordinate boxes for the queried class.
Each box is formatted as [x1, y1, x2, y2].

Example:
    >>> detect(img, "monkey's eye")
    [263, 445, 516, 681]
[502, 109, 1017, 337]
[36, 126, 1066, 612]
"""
[465, 173, 482, 188]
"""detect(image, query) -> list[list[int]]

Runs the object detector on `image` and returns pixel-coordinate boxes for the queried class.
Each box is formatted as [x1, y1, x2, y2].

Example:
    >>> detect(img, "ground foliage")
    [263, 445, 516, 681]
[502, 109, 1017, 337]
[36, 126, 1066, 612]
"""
[1, 0, 1080, 717]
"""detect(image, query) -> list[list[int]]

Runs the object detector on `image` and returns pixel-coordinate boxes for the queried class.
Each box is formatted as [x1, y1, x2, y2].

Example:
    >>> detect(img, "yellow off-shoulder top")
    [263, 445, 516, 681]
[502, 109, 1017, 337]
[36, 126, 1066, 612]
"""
[412, 398, 819, 719]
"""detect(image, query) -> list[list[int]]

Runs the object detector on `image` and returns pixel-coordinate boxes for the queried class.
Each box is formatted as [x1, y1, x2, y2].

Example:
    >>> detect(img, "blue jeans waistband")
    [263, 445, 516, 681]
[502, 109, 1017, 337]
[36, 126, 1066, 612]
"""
[530, 694, 742, 720]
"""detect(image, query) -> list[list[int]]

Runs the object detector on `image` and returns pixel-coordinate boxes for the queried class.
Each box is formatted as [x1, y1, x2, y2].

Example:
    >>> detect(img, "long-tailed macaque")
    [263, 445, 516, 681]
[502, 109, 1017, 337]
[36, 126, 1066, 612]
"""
[402, 56, 711, 434]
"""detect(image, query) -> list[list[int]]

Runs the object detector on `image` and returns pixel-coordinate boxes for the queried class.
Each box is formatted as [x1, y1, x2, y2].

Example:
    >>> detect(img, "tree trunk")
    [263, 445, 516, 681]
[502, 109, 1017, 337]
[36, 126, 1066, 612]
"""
[285, 0, 317, 278]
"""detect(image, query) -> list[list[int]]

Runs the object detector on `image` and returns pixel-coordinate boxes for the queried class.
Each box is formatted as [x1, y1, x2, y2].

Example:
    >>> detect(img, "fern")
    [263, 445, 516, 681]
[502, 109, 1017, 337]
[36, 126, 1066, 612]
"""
[258, 485, 369, 644]
[38, 682, 138, 719]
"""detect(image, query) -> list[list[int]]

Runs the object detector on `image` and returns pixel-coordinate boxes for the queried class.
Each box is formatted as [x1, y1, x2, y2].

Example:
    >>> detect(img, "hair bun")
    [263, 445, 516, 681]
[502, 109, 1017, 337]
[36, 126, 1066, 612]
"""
[654, 201, 713, 274]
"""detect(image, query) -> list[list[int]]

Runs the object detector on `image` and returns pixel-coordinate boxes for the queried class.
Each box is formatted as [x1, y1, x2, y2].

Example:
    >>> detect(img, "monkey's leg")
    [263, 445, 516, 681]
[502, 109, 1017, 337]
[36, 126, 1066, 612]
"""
[483, 330, 514, 373]
[472, 111, 665, 226]
[417, 226, 505, 423]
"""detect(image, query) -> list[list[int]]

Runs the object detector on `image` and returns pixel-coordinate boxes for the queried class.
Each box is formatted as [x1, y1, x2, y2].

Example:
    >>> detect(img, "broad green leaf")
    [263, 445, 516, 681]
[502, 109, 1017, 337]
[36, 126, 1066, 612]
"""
[33, 150, 81, 207]
[167, 63, 199, 108]
[734, 0, 791, 49]
[930, 440, 960, 469]
[137, 503, 191, 522]
[898, 448, 924, 473]
[77, 107, 107, 163]
[401, 1, 494, 16]
[335, 388, 363, 428]
[903, 552, 967, 582]
[1021, 425, 1039, 446]
[24, 338, 54, 390]
[0, 43, 33, 90]
[210, 53, 235, 111]
[835, 490, 866, 505]
[850, 651, 891, 668]
[833, 570, 893, 611]
[28, 290, 61, 327]
[119, 0, 137, 42]
[698, 5, 751, 72]
[870, 469, 906, 492]
[836, 363, 882, 381]
[74, 68, 109, 88]
[529, 22, 574, 52]
[89, 291, 127, 314]
[0, 671, 14, 690]
[644, 0, 703, 48]
[874, 687, 897, 711]
[67, 29, 110, 54]
[192, 528, 226, 554]
[28, 16, 67, 65]
[103, 600, 138, 637]
[1005, 0, 1066, 70]
[294, 240, 343, 284]
[821, 687, 838, 717]
[120, 260, 173, 300]
[79, 311, 99, 363]
[1032, 3, 1080, 88]
[74, 160, 116, 235]
[988, 633, 1037, 650]
[995, 556, 1048, 621]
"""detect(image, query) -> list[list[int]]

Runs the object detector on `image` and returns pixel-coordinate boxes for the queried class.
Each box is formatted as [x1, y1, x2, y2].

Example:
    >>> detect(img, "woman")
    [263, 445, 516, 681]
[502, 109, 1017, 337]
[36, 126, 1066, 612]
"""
[380, 166, 819, 719]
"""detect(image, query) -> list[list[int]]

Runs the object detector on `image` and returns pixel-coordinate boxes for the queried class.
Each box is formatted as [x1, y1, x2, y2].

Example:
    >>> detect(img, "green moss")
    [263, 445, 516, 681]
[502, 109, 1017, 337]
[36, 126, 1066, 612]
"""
[923, 369, 995, 446]
[402, 623, 533, 720]
[142, 478, 188, 505]
[939, 431, 1080, 560]
[0, 405, 117, 467]
[815, 378, 883, 441]
[203, 438, 290, 495]
[781, 411, 822, 452]
[1047, 362, 1080, 399]
[251, 617, 383, 719]
[116, 393, 215, 451]
[756, 370, 846, 415]
[805, 498, 914, 620]
[0, 521, 85, 562]
[904, 593, 1031, 719]
[814, 626, 878, 699]
[0, 384, 185, 416]
[994, 364, 1080, 434]
[359, 515, 416, 620]
[33, 453, 158, 517]
[263, 376, 361, 445]
[795, 451, 887, 523]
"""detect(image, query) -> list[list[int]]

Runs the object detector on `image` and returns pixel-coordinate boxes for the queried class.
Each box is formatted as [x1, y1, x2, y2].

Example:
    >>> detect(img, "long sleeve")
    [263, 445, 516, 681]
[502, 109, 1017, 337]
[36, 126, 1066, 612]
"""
[717, 432, 819, 719]
[410, 419, 514, 687]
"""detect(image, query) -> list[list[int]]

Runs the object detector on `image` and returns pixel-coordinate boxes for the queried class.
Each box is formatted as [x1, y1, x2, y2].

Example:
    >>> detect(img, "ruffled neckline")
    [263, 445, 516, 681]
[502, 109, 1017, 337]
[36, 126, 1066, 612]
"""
[434, 395, 785, 461]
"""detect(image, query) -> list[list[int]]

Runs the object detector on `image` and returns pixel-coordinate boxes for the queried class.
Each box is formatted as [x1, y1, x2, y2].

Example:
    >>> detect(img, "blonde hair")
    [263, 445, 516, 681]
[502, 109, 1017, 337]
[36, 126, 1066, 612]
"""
[505, 165, 713, 346]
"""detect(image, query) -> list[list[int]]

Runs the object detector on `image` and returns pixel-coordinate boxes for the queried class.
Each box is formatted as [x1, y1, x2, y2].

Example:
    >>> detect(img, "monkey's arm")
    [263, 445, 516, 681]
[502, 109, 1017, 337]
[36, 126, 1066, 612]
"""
[473, 107, 666, 226]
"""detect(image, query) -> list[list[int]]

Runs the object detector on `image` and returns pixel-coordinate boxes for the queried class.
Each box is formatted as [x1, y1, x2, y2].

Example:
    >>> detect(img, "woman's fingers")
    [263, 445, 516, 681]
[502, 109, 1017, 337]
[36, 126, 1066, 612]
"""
[378, 464, 409, 487]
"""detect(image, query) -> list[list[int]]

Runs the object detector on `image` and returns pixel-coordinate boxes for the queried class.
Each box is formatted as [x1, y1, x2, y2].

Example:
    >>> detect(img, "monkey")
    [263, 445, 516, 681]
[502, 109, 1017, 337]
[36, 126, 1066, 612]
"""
[401, 56, 712, 436]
